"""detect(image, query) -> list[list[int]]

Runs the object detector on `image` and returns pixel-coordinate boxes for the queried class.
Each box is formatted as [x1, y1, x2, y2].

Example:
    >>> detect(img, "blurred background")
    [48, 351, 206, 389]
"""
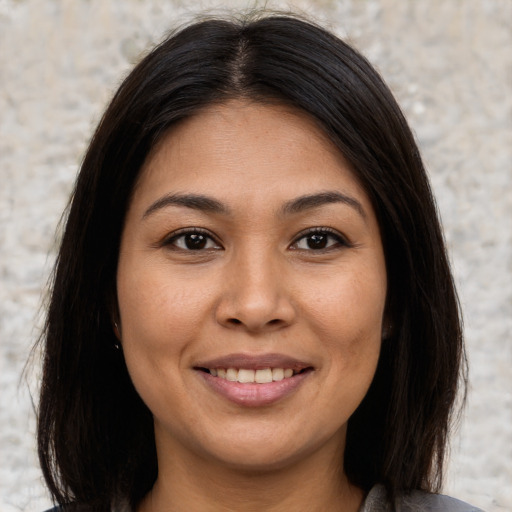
[0, 1, 510, 511]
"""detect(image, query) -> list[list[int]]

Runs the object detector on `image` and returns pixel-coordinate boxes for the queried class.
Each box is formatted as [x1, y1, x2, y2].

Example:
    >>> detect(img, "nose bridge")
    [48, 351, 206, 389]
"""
[237, 242, 279, 302]
[217, 240, 294, 331]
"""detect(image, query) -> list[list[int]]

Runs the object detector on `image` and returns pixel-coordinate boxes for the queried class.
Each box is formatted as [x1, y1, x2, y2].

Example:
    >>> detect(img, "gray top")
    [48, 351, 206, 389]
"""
[44, 485, 485, 511]
[361, 484, 485, 512]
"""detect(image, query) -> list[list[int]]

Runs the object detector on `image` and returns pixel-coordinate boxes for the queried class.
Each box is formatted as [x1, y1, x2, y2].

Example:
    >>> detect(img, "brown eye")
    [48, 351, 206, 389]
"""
[166, 230, 221, 251]
[292, 229, 347, 251]
[183, 233, 208, 250]
[306, 233, 329, 249]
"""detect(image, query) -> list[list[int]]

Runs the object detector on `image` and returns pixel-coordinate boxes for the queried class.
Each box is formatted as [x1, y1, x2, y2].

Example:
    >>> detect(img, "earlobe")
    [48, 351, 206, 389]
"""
[382, 321, 393, 341]
[106, 285, 122, 346]
[112, 320, 122, 351]
[113, 320, 122, 341]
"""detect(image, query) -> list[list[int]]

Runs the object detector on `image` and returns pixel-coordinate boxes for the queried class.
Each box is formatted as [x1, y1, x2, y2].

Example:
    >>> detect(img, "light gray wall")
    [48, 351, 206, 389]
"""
[1, 1, 510, 511]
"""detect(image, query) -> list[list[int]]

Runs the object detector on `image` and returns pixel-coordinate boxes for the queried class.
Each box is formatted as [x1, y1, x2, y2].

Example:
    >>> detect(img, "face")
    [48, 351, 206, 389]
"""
[117, 100, 387, 474]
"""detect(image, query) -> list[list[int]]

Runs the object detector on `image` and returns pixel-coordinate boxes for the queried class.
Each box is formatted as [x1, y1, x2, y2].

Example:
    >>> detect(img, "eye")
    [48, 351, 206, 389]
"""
[164, 229, 221, 251]
[291, 228, 348, 251]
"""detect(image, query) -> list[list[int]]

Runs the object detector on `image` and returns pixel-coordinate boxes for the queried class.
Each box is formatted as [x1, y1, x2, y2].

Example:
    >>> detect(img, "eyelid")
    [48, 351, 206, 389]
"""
[158, 226, 350, 252]
[289, 227, 351, 250]
[161, 227, 223, 250]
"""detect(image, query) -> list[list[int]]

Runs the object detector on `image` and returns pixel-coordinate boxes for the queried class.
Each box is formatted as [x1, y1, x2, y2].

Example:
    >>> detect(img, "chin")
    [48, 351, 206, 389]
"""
[209, 447, 310, 474]
[190, 424, 345, 475]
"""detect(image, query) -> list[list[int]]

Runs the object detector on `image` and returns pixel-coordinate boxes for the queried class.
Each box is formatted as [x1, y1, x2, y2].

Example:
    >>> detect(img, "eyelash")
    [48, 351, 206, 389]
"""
[162, 228, 222, 251]
[162, 226, 350, 253]
[290, 227, 350, 252]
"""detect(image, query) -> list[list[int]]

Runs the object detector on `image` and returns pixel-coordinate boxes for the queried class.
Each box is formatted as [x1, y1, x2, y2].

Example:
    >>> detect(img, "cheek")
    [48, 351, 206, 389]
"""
[118, 262, 210, 347]
[116, 269, 195, 414]
[301, 265, 385, 372]
[304, 268, 386, 334]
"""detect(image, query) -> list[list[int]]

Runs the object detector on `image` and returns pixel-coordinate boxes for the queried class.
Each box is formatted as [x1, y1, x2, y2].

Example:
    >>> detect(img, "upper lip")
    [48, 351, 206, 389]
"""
[194, 353, 313, 371]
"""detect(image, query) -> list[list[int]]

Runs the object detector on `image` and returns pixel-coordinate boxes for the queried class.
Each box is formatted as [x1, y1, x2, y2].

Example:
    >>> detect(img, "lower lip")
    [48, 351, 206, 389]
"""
[197, 370, 312, 407]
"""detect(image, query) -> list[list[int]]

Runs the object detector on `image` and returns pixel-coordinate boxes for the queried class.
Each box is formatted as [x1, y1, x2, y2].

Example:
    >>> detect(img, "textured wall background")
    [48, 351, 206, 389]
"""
[1, 1, 510, 511]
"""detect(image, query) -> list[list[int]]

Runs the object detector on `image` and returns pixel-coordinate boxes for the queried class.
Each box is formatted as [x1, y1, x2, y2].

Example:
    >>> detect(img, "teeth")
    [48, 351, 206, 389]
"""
[237, 369, 255, 383]
[272, 368, 284, 381]
[209, 367, 300, 383]
[255, 368, 273, 383]
[226, 368, 238, 381]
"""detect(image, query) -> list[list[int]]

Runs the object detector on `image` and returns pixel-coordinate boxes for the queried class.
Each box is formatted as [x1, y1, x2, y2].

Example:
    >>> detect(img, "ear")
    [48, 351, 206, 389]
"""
[381, 295, 395, 340]
[381, 304, 394, 340]
[105, 281, 122, 341]
[382, 318, 394, 340]
[113, 320, 122, 341]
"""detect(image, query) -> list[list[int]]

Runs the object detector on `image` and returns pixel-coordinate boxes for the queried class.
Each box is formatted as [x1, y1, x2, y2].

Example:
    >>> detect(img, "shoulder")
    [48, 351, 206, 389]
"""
[43, 506, 97, 512]
[400, 490, 485, 512]
[43, 497, 131, 512]
[361, 484, 486, 512]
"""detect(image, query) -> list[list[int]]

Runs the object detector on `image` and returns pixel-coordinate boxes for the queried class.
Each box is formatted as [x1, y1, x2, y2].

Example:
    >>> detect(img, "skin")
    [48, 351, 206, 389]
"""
[117, 100, 388, 512]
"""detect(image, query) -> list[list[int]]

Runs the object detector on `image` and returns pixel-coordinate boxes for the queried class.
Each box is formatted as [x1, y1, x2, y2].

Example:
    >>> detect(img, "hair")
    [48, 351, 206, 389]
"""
[37, 12, 466, 511]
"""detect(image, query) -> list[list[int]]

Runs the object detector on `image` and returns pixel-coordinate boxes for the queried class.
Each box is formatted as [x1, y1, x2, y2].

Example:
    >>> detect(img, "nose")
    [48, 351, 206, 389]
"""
[215, 248, 296, 333]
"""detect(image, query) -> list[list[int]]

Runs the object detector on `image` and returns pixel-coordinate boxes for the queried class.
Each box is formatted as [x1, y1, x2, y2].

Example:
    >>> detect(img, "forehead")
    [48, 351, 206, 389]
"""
[130, 100, 372, 216]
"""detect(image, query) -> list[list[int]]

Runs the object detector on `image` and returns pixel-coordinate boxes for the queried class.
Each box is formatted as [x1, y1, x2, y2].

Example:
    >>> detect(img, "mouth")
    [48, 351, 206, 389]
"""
[194, 354, 314, 407]
[195, 366, 311, 383]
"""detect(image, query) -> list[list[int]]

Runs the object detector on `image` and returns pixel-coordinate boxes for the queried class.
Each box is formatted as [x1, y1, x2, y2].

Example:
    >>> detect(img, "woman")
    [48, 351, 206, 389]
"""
[38, 13, 482, 512]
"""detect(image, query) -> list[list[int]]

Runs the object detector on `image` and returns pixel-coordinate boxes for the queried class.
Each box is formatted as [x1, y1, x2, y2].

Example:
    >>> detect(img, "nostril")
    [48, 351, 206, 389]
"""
[226, 318, 284, 328]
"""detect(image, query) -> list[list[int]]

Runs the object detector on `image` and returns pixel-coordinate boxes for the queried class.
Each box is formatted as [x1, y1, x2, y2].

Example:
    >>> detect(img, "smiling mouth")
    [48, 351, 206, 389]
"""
[196, 367, 312, 384]
[194, 355, 314, 406]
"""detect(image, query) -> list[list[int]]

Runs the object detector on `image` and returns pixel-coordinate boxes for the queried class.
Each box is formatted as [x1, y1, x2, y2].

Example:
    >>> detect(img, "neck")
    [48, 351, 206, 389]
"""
[138, 431, 364, 512]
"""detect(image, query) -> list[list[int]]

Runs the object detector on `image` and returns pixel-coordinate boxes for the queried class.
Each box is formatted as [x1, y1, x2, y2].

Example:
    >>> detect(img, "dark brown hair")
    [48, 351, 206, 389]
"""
[37, 12, 466, 510]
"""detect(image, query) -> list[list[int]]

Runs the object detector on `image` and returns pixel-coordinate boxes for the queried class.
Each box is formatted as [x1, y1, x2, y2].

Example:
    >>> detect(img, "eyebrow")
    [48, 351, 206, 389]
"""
[142, 190, 366, 220]
[280, 191, 366, 219]
[142, 193, 230, 219]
